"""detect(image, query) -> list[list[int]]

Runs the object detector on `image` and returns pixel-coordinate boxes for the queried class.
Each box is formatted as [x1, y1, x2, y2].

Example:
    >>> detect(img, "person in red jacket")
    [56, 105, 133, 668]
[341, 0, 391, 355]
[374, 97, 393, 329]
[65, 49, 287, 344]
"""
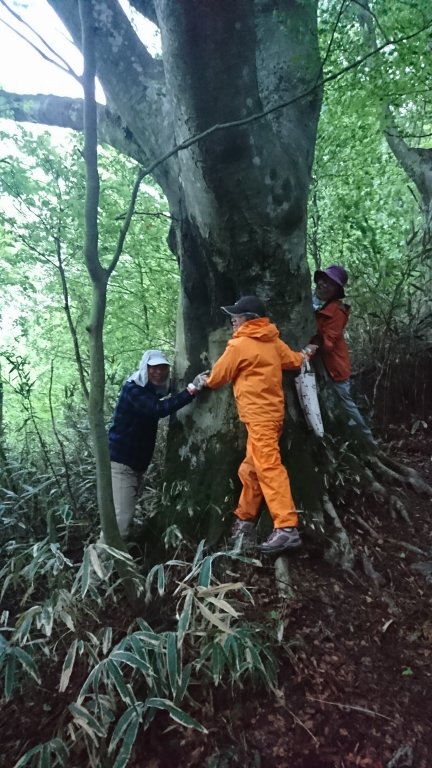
[312, 265, 374, 443]
[202, 296, 316, 555]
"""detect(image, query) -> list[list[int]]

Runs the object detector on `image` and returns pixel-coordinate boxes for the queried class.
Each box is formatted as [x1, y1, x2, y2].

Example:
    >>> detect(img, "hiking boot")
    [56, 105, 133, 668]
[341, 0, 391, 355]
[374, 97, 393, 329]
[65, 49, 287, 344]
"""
[259, 527, 301, 555]
[228, 519, 256, 545]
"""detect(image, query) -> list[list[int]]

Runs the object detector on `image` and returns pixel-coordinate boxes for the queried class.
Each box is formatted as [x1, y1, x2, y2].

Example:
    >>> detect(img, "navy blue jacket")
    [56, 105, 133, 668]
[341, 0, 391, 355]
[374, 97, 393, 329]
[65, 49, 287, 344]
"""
[109, 380, 194, 472]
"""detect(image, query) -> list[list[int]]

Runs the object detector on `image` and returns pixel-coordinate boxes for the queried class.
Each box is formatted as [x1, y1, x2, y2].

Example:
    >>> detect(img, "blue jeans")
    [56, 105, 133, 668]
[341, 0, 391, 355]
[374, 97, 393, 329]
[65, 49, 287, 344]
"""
[333, 380, 374, 442]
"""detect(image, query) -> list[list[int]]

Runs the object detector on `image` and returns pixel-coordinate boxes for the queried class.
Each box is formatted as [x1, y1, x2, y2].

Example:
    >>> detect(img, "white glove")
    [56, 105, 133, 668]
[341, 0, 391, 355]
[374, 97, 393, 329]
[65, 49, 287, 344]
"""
[302, 344, 318, 362]
[187, 370, 209, 395]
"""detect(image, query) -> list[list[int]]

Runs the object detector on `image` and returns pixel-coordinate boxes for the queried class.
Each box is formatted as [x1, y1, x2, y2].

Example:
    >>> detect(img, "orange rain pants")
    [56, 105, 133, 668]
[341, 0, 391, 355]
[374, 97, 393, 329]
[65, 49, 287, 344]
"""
[235, 421, 298, 529]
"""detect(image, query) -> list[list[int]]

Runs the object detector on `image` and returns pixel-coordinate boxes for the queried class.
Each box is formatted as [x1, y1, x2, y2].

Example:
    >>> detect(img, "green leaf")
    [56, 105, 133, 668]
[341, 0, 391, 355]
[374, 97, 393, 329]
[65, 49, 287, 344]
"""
[192, 539, 205, 570]
[132, 630, 161, 649]
[177, 590, 193, 647]
[81, 547, 92, 599]
[195, 600, 233, 635]
[14, 738, 69, 768]
[58, 611, 75, 632]
[145, 697, 207, 732]
[13, 605, 41, 645]
[40, 742, 50, 768]
[211, 642, 228, 685]
[109, 650, 153, 678]
[106, 659, 136, 705]
[102, 626, 113, 655]
[109, 705, 142, 755]
[59, 639, 78, 692]
[88, 544, 105, 580]
[197, 555, 212, 587]
[176, 663, 192, 704]
[166, 631, 178, 696]
[69, 702, 106, 737]
[145, 564, 165, 602]
[204, 595, 241, 618]
[13, 647, 41, 684]
[39, 604, 54, 637]
[157, 564, 165, 596]
[112, 717, 141, 768]
[77, 661, 104, 703]
[13, 743, 42, 768]
[4, 651, 16, 699]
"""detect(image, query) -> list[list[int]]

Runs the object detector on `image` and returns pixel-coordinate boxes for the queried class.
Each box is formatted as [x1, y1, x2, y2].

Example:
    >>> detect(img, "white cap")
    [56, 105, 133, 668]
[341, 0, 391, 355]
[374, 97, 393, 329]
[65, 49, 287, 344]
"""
[147, 350, 170, 366]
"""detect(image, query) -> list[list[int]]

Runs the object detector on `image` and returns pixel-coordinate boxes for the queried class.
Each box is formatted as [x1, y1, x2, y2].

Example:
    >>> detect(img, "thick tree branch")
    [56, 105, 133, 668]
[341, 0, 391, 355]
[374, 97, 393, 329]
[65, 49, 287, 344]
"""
[137, 22, 432, 181]
[3, 12, 430, 204]
[129, 0, 158, 27]
[46, 0, 171, 169]
[385, 117, 432, 211]
[80, 1, 102, 287]
[0, 91, 146, 164]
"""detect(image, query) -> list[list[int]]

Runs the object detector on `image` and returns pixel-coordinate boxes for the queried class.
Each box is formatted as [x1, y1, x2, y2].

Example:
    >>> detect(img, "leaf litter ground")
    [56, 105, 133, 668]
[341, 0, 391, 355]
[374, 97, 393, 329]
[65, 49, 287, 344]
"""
[1, 431, 431, 768]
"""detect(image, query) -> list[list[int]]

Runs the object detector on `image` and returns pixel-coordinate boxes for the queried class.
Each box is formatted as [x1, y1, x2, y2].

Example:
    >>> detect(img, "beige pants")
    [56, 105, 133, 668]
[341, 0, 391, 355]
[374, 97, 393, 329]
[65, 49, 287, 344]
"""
[111, 461, 141, 538]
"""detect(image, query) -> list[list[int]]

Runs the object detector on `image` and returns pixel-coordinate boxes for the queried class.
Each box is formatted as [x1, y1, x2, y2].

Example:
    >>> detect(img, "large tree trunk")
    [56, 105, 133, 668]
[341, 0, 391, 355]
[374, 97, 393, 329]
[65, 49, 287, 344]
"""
[157, 0, 323, 536]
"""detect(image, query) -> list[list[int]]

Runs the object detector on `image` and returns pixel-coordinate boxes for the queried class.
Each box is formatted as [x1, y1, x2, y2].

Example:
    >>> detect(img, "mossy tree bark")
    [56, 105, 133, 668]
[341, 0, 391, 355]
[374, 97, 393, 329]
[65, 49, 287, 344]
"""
[158, 0, 323, 537]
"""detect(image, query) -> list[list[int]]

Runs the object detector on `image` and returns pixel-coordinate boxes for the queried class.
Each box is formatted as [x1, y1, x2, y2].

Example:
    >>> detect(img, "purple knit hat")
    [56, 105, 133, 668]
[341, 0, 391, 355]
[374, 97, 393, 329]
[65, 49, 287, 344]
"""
[314, 264, 348, 297]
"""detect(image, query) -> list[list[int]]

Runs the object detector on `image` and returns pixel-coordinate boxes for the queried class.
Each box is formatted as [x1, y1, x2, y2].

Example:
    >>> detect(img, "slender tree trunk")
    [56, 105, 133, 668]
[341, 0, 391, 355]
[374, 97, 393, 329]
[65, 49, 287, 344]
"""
[79, 0, 125, 550]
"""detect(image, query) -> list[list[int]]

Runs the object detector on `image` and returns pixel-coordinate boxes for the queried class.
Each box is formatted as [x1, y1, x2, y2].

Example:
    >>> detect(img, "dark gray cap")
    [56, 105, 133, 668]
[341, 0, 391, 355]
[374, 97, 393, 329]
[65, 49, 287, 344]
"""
[221, 295, 267, 318]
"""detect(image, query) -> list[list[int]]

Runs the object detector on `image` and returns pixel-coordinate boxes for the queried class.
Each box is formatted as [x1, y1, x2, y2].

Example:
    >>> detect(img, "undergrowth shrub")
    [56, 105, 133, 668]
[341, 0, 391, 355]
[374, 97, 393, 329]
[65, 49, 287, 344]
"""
[0, 472, 281, 768]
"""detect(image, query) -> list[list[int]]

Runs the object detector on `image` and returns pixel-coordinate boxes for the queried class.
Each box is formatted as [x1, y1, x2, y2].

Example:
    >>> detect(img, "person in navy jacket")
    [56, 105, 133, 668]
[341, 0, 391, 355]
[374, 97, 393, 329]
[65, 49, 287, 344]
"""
[108, 349, 206, 538]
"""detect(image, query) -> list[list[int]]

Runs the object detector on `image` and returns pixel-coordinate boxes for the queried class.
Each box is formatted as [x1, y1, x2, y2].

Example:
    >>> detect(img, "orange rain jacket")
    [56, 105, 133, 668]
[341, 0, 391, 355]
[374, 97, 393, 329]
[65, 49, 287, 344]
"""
[313, 300, 351, 381]
[206, 317, 303, 422]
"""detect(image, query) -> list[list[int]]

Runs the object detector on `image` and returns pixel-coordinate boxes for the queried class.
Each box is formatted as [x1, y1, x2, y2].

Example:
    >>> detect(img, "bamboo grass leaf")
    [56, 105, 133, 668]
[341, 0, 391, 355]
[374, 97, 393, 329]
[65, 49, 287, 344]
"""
[59, 639, 78, 692]
[145, 697, 207, 732]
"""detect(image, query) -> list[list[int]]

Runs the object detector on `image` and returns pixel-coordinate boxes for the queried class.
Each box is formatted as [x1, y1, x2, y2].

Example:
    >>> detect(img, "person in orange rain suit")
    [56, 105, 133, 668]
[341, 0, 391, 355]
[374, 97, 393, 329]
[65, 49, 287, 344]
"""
[200, 295, 316, 555]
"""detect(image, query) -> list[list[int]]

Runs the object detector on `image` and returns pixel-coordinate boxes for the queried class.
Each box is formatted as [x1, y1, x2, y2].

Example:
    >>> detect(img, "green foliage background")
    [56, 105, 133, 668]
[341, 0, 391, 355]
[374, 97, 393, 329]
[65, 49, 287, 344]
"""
[0, 126, 179, 450]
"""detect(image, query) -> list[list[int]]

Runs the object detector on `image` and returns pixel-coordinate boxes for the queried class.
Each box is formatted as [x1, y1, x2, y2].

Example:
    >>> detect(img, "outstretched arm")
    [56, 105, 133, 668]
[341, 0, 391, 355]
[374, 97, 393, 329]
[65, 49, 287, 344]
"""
[205, 345, 240, 389]
[277, 339, 304, 371]
[125, 386, 194, 419]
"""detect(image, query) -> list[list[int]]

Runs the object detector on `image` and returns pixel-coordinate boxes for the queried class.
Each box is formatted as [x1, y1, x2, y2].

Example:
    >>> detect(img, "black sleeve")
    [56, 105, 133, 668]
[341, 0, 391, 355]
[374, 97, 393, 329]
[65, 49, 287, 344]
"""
[124, 385, 194, 419]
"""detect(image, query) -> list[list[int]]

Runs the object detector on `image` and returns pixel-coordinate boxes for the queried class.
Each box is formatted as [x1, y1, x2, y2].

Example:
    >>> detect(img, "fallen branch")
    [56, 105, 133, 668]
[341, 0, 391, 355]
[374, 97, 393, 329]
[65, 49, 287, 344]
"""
[306, 695, 395, 721]
[284, 705, 319, 745]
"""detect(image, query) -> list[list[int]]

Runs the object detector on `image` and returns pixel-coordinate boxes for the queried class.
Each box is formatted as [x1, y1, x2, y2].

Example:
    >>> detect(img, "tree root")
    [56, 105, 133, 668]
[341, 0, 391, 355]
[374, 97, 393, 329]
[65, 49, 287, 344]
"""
[274, 556, 295, 600]
[357, 465, 411, 523]
[388, 494, 411, 524]
[362, 552, 385, 588]
[355, 516, 427, 556]
[377, 450, 432, 497]
[322, 494, 355, 569]
[368, 454, 406, 486]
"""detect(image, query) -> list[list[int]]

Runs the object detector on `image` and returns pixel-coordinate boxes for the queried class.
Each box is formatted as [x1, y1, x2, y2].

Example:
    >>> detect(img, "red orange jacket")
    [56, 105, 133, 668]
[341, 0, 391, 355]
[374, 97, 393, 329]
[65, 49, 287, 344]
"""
[206, 317, 303, 423]
[313, 300, 351, 381]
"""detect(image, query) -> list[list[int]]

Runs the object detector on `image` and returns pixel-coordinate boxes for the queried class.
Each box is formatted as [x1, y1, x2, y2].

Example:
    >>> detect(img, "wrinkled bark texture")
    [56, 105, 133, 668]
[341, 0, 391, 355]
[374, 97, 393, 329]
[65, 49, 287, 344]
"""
[158, 0, 323, 534]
